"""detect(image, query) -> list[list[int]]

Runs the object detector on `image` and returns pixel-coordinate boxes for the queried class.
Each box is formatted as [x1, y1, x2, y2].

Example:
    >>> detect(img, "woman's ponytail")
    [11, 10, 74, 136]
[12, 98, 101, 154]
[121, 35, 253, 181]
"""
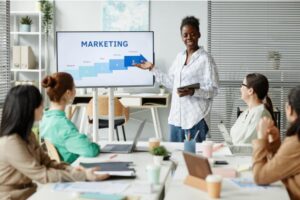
[264, 95, 276, 127]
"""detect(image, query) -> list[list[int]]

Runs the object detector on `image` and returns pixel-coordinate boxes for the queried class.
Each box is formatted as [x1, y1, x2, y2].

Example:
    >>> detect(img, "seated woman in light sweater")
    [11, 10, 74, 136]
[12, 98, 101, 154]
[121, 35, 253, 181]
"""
[40, 72, 100, 164]
[230, 73, 276, 144]
[253, 85, 300, 200]
[0, 85, 108, 200]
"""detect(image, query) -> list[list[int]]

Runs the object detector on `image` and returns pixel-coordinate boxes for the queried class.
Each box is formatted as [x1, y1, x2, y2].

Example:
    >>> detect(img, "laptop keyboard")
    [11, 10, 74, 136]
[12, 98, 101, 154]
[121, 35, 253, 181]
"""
[230, 146, 253, 154]
[109, 144, 132, 151]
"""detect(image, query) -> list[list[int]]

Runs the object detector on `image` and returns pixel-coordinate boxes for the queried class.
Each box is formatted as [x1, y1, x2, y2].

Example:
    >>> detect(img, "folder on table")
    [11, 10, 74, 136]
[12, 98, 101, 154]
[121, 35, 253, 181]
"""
[79, 192, 126, 200]
[79, 162, 136, 178]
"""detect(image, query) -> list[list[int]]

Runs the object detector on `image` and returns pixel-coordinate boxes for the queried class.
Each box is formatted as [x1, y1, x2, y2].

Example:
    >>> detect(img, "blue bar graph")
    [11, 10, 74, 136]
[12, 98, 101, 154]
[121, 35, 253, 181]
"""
[109, 59, 126, 70]
[65, 54, 148, 80]
[95, 63, 111, 73]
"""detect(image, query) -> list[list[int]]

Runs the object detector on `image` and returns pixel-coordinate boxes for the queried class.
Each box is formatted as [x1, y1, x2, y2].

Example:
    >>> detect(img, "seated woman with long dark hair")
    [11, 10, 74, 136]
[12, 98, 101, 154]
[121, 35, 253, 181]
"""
[230, 73, 276, 144]
[253, 85, 300, 200]
[0, 85, 108, 200]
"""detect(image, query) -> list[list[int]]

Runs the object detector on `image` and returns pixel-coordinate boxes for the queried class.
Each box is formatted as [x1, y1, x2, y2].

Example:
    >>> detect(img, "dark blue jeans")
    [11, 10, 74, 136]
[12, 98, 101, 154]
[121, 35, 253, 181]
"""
[169, 119, 208, 142]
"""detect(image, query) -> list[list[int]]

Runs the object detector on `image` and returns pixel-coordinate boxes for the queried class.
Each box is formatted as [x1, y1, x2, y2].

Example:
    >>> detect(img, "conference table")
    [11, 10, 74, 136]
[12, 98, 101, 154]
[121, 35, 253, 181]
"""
[29, 142, 175, 200]
[29, 142, 289, 200]
[164, 143, 290, 200]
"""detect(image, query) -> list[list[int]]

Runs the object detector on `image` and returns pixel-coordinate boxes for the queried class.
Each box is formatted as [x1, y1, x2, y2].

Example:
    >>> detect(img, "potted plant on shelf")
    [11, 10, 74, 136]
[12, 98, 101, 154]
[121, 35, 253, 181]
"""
[150, 145, 168, 165]
[268, 51, 281, 70]
[159, 85, 165, 95]
[20, 16, 32, 32]
[40, 0, 54, 74]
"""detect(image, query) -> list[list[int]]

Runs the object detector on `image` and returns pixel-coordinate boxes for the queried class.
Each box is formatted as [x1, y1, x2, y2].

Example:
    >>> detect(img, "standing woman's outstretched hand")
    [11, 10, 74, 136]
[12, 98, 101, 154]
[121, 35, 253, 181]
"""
[134, 62, 154, 70]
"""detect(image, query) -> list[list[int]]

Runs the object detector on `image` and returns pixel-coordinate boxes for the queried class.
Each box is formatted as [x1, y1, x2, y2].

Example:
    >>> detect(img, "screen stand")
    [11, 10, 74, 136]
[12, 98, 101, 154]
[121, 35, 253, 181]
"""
[108, 88, 115, 142]
[92, 88, 98, 142]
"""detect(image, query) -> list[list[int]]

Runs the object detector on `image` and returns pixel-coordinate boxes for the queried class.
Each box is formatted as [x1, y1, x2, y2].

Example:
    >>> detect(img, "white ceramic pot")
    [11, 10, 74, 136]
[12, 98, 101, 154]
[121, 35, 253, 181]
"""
[20, 24, 31, 32]
[159, 88, 165, 95]
[153, 155, 163, 165]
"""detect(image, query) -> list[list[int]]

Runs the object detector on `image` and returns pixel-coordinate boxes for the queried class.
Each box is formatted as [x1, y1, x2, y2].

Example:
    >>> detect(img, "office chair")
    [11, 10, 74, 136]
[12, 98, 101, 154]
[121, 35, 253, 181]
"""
[237, 106, 280, 130]
[44, 140, 61, 162]
[86, 96, 129, 141]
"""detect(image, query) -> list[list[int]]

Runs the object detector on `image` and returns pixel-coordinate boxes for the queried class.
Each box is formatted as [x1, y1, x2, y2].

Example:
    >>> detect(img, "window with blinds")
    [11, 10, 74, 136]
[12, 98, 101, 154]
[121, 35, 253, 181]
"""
[208, 1, 300, 141]
[0, 0, 10, 120]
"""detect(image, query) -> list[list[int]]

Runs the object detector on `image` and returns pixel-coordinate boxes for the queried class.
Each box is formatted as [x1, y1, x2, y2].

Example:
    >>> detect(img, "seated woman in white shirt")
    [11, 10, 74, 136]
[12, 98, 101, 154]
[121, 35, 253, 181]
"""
[230, 73, 276, 145]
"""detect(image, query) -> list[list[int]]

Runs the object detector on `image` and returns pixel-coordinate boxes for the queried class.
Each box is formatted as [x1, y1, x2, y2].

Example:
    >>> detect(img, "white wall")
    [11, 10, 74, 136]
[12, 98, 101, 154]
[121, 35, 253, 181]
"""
[10, 0, 208, 141]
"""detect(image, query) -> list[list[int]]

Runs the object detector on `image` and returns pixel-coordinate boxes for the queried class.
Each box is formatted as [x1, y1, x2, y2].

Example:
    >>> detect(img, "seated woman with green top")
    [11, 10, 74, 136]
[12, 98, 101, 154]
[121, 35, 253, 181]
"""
[40, 72, 100, 163]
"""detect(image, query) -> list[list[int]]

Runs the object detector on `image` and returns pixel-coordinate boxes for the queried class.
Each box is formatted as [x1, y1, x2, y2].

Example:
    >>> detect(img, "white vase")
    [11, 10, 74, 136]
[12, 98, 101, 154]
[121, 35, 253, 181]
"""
[159, 88, 165, 95]
[153, 155, 163, 165]
[20, 24, 31, 32]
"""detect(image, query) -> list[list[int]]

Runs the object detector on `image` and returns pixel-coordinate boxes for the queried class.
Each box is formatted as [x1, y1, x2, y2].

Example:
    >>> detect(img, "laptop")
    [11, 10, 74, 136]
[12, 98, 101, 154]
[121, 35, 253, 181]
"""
[217, 123, 253, 155]
[101, 120, 146, 153]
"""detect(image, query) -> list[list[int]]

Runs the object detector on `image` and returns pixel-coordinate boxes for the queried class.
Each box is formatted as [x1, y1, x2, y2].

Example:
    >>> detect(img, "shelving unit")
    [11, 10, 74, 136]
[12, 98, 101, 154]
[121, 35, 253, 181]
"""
[10, 11, 44, 91]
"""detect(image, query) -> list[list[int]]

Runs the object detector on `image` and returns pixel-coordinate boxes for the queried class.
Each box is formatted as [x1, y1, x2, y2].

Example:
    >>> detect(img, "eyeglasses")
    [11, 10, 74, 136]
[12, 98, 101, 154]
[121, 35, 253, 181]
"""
[241, 83, 248, 88]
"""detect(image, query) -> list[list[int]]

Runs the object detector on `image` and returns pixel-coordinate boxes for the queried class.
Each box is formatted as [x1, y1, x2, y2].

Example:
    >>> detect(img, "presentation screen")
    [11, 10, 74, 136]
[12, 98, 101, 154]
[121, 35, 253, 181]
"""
[56, 31, 154, 87]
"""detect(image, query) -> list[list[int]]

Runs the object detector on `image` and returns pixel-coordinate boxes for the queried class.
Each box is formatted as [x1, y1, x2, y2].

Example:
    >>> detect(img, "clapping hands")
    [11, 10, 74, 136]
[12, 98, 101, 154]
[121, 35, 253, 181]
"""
[257, 117, 280, 143]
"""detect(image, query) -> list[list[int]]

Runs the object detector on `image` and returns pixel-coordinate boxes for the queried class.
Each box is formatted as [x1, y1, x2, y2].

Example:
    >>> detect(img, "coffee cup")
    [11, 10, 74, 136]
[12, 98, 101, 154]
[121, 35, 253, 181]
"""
[149, 138, 160, 150]
[202, 141, 214, 158]
[206, 174, 222, 198]
[146, 165, 161, 185]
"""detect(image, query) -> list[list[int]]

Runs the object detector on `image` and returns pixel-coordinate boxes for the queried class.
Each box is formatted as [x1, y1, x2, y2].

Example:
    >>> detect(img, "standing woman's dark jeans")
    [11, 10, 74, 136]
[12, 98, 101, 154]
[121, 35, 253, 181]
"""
[169, 118, 209, 142]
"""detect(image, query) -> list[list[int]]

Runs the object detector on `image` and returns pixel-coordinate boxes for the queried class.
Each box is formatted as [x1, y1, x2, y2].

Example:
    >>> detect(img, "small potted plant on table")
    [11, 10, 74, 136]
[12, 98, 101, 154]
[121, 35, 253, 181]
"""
[150, 145, 168, 165]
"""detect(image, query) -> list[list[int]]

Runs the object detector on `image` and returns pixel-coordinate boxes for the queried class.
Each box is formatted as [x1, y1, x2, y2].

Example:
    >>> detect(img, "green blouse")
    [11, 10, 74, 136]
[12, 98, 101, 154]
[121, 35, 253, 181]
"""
[40, 109, 100, 163]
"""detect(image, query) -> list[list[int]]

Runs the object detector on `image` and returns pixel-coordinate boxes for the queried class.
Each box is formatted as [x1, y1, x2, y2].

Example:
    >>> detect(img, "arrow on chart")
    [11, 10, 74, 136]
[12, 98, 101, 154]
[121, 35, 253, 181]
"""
[124, 54, 147, 68]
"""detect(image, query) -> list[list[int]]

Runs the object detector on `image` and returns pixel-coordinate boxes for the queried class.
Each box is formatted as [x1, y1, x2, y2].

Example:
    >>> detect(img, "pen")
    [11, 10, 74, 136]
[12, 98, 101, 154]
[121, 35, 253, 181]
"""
[109, 154, 118, 160]
[193, 130, 200, 141]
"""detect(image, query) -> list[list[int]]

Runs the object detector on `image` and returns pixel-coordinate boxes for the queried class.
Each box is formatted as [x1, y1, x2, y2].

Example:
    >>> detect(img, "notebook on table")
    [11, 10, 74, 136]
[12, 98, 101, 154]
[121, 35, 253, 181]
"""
[217, 123, 253, 155]
[101, 120, 146, 153]
[79, 161, 136, 178]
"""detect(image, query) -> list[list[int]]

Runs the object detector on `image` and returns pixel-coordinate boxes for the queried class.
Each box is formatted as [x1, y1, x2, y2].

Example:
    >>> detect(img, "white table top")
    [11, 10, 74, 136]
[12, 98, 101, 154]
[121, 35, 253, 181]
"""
[29, 141, 289, 200]
[29, 145, 174, 200]
[164, 144, 289, 200]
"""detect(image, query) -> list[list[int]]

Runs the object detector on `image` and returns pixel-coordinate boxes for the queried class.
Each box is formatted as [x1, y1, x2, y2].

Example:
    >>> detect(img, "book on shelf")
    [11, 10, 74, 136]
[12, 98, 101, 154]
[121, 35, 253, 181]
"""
[21, 46, 36, 69]
[12, 45, 36, 69]
[15, 80, 37, 86]
[13, 46, 21, 68]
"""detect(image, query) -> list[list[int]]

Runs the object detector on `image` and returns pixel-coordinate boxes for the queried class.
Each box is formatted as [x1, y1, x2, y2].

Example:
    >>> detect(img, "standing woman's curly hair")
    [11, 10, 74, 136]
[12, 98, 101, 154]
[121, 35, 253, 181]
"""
[180, 16, 200, 33]
[0, 85, 43, 142]
[42, 72, 74, 102]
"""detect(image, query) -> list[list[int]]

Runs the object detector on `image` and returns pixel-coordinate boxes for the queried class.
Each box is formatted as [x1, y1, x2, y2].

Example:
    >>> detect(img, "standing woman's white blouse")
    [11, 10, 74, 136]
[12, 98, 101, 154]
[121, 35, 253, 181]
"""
[230, 104, 272, 145]
[152, 47, 219, 129]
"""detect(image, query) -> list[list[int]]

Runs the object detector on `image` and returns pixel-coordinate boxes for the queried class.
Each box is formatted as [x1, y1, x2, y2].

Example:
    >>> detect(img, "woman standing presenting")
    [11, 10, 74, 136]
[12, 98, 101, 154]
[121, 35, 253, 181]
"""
[136, 16, 219, 142]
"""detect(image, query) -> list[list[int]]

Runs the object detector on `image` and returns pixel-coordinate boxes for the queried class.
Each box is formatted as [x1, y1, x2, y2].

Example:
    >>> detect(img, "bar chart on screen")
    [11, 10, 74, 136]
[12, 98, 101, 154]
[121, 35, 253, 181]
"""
[57, 31, 154, 87]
